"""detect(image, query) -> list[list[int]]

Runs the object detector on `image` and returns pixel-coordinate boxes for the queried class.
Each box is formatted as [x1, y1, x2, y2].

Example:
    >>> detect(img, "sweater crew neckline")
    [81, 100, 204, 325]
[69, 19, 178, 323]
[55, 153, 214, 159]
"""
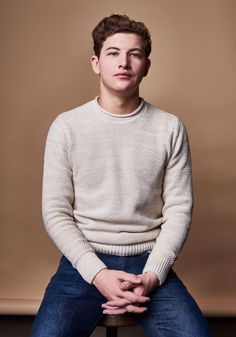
[93, 96, 145, 120]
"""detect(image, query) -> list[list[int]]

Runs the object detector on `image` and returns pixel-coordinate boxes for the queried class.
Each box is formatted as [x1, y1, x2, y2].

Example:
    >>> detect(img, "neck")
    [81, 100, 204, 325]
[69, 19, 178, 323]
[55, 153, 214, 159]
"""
[98, 87, 141, 115]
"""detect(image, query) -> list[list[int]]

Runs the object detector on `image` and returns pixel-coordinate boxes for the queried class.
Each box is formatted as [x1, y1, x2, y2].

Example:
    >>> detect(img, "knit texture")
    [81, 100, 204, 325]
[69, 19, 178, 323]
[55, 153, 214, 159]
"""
[42, 98, 193, 285]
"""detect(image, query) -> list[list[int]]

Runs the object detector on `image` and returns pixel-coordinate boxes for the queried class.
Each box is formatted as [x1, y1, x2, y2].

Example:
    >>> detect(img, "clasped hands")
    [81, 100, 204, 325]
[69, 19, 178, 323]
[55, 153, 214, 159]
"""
[92, 269, 159, 315]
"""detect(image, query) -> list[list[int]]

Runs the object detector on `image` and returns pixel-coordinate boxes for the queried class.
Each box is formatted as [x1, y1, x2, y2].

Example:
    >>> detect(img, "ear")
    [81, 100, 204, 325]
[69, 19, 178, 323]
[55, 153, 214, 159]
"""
[90, 55, 100, 75]
[143, 58, 151, 77]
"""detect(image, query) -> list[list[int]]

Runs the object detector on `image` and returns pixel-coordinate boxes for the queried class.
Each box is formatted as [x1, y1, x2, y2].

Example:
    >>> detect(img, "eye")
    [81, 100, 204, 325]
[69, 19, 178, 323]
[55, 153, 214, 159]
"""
[107, 52, 119, 56]
[129, 52, 142, 58]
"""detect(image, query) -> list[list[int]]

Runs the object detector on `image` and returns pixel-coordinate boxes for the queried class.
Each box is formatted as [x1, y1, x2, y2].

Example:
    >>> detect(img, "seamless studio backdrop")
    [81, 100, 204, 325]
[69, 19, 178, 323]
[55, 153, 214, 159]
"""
[1, 0, 236, 316]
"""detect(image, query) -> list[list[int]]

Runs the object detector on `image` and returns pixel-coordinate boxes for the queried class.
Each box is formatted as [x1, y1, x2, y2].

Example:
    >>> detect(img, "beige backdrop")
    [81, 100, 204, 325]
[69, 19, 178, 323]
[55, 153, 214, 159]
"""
[1, 0, 236, 316]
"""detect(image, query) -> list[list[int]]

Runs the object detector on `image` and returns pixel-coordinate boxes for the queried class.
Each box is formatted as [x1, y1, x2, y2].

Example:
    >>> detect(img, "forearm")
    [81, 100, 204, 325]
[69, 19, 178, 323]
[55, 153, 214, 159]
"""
[43, 206, 107, 283]
[143, 119, 193, 284]
[42, 116, 106, 283]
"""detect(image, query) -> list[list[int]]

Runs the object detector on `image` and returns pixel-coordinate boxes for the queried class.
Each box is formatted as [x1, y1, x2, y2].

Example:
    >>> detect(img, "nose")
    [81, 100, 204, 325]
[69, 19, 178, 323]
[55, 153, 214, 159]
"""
[119, 53, 130, 69]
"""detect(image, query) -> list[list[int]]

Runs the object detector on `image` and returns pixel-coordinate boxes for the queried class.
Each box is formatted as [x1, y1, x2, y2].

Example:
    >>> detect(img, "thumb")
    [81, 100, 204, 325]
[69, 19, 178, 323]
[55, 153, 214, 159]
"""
[133, 285, 144, 296]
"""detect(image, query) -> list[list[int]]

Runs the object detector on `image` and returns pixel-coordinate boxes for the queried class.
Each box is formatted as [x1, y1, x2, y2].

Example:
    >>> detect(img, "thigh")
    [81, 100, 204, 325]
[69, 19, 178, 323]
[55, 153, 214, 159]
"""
[139, 270, 212, 337]
[30, 256, 105, 337]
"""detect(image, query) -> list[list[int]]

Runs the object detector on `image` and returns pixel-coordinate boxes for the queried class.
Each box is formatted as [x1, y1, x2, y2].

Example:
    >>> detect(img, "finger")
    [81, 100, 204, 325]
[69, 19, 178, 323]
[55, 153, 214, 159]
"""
[102, 298, 131, 308]
[103, 308, 126, 315]
[120, 281, 136, 290]
[103, 305, 127, 311]
[125, 305, 148, 314]
[119, 272, 142, 284]
[115, 286, 149, 303]
[103, 305, 124, 310]
[122, 290, 150, 304]
[133, 285, 145, 296]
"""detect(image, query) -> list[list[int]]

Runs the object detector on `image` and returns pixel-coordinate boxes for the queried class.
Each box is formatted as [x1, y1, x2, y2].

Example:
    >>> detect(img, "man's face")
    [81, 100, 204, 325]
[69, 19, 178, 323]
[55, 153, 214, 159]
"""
[91, 33, 151, 96]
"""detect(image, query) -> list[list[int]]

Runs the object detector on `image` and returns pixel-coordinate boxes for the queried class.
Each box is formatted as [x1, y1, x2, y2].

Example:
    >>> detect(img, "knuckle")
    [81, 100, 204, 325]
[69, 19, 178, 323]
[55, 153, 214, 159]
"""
[126, 305, 134, 313]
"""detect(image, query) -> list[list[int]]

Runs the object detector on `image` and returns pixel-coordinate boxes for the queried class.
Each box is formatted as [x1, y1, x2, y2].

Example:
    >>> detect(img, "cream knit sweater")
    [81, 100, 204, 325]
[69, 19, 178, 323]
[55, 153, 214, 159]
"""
[42, 98, 193, 285]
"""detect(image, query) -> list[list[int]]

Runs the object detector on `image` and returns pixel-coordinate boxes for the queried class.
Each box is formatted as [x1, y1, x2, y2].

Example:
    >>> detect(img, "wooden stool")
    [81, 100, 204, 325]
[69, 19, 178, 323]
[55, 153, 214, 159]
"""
[99, 314, 138, 337]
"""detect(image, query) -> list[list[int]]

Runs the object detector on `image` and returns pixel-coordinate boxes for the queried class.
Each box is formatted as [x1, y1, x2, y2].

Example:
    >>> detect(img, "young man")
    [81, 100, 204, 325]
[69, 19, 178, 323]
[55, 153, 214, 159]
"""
[30, 14, 212, 337]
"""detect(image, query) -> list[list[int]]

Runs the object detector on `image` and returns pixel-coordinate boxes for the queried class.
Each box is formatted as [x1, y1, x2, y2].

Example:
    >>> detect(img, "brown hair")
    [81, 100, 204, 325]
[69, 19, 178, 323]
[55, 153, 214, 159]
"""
[92, 14, 152, 58]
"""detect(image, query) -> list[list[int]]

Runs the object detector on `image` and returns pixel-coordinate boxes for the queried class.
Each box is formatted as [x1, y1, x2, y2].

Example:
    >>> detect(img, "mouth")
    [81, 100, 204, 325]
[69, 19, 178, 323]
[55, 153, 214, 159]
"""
[114, 73, 132, 78]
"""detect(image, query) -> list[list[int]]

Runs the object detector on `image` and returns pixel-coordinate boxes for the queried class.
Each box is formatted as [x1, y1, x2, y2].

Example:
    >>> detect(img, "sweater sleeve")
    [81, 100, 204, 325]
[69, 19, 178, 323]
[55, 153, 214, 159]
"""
[143, 119, 193, 285]
[42, 116, 107, 283]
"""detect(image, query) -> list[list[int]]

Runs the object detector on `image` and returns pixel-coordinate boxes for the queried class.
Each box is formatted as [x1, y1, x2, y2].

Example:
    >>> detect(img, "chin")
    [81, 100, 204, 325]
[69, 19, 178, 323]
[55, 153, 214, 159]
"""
[113, 84, 135, 92]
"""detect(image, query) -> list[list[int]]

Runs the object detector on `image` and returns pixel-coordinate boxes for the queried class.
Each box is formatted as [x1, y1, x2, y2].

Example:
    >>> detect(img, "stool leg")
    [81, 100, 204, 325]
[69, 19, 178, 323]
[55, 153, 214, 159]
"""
[106, 326, 118, 337]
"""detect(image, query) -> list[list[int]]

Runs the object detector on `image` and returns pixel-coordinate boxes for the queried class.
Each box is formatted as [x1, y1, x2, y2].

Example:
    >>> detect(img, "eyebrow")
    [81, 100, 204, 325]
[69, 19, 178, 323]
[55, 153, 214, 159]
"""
[105, 47, 144, 53]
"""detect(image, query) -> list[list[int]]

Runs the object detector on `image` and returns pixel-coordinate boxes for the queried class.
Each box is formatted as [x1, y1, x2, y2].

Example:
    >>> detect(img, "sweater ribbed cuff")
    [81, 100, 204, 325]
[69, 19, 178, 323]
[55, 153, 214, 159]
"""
[143, 253, 175, 285]
[75, 251, 107, 284]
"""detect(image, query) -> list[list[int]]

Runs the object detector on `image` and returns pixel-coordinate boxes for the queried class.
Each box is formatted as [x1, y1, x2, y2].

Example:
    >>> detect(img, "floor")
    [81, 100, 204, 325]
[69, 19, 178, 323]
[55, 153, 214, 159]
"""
[0, 316, 235, 337]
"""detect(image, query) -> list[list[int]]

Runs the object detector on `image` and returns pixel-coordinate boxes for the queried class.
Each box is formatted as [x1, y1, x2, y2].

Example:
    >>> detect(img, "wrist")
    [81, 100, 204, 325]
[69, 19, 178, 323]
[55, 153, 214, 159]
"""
[144, 272, 160, 287]
[92, 268, 108, 285]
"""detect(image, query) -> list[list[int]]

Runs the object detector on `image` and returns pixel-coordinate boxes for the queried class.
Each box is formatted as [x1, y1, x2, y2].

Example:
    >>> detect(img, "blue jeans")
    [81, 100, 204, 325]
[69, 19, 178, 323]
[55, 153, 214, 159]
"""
[30, 252, 212, 337]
